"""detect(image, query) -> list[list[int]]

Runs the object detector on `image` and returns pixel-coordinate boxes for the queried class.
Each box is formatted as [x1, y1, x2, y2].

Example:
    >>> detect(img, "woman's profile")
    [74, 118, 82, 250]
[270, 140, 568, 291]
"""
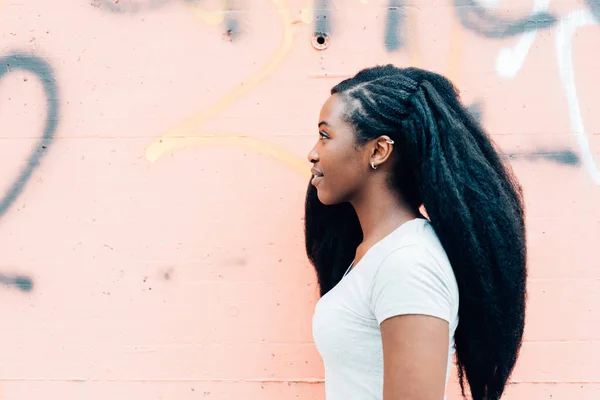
[304, 65, 527, 400]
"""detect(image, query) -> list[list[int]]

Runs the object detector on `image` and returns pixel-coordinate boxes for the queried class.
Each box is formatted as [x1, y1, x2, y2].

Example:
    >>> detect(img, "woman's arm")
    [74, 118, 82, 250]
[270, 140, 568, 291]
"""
[380, 314, 449, 400]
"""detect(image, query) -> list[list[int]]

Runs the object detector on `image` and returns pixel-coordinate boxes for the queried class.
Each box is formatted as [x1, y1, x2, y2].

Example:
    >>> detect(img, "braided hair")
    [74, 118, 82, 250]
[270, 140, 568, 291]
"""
[304, 65, 527, 400]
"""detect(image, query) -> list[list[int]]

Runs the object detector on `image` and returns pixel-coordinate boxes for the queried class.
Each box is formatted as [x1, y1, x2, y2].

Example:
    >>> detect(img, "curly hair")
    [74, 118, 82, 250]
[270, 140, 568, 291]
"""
[304, 65, 527, 400]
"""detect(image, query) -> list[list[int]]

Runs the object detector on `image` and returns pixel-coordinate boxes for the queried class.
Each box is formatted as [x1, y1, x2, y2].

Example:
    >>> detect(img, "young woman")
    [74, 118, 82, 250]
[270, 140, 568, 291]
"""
[305, 65, 527, 400]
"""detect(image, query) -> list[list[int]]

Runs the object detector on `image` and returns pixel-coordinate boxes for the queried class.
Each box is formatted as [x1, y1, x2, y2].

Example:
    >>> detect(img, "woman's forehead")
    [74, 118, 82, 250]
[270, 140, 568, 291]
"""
[319, 94, 347, 124]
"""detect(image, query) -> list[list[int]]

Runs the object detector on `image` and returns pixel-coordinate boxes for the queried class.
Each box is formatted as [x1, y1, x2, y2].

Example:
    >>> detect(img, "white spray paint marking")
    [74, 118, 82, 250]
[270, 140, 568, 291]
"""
[495, 0, 551, 78]
[478, 0, 501, 8]
[556, 8, 600, 184]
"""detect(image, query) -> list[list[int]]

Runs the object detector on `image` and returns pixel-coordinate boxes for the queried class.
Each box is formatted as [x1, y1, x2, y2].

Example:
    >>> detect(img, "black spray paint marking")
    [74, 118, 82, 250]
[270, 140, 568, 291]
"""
[224, 15, 240, 41]
[464, 103, 578, 167]
[586, 0, 600, 22]
[0, 273, 34, 292]
[91, 0, 171, 13]
[504, 149, 580, 166]
[223, 0, 241, 42]
[0, 53, 59, 218]
[95, 0, 242, 40]
[466, 102, 483, 123]
[314, 0, 332, 37]
[384, 0, 406, 51]
[454, 0, 557, 38]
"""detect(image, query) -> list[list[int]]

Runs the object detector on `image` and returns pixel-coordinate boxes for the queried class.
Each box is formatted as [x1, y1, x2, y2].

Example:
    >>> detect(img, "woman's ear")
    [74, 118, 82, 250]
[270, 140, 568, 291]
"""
[370, 135, 395, 168]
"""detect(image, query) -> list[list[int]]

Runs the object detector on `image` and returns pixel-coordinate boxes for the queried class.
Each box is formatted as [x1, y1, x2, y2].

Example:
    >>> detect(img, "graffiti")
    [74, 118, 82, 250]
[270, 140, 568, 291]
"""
[313, 0, 332, 37]
[0, 273, 33, 292]
[91, 0, 242, 41]
[495, 0, 552, 78]
[144, 0, 294, 163]
[147, 133, 310, 176]
[461, 101, 579, 167]
[90, 0, 171, 13]
[466, 102, 483, 123]
[454, 0, 557, 39]
[452, 0, 600, 183]
[504, 149, 580, 166]
[308, 0, 406, 51]
[186, 0, 242, 40]
[309, 0, 332, 49]
[588, 0, 600, 21]
[222, 1, 241, 41]
[84, 0, 596, 183]
[0, 53, 59, 218]
[0, 54, 54, 291]
[556, 8, 600, 184]
[384, 0, 406, 51]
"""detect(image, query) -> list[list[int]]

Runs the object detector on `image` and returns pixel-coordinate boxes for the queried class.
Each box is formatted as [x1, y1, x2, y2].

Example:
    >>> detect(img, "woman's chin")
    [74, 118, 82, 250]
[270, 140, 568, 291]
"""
[315, 189, 330, 205]
[316, 190, 339, 206]
[314, 181, 343, 206]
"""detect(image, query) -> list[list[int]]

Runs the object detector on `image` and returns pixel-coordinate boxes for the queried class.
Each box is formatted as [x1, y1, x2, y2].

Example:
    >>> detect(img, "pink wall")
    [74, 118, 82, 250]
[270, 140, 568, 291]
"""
[0, 0, 598, 399]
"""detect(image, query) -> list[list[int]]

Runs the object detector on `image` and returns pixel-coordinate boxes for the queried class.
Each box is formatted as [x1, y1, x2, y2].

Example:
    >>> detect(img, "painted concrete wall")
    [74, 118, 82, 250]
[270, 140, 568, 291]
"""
[0, 0, 598, 399]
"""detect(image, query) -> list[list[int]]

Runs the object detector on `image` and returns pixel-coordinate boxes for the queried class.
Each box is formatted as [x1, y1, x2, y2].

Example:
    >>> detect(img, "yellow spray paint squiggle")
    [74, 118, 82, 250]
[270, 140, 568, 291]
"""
[160, 133, 311, 178]
[145, 0, 295, 163]
[188, 0, 228, 26]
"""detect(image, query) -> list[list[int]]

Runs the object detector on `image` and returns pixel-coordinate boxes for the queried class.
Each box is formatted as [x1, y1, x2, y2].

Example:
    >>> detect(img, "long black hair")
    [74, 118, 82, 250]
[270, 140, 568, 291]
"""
[304, 65, 527, 400]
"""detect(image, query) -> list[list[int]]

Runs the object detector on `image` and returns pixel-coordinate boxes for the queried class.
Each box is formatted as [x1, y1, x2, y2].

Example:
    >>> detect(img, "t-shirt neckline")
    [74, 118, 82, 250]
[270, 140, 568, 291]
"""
[343, 217, 427, 278]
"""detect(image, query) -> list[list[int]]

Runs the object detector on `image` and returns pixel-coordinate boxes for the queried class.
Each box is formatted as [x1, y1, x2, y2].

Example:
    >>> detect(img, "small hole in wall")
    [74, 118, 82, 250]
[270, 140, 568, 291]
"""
[312, 33, 330, 50]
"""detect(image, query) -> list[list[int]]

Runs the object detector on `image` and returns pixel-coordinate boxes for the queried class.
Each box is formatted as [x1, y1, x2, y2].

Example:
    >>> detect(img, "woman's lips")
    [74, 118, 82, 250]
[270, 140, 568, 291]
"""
[310, 167, 324, 186]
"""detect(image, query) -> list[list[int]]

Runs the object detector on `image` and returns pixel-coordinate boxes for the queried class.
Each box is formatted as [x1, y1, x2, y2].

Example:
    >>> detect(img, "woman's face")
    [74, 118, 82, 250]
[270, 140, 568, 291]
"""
[307, 94, 371, 205]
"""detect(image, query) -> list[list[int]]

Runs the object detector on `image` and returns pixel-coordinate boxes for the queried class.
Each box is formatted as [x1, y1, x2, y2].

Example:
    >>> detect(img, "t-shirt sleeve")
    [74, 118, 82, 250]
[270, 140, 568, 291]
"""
[369, 245, 453, 325]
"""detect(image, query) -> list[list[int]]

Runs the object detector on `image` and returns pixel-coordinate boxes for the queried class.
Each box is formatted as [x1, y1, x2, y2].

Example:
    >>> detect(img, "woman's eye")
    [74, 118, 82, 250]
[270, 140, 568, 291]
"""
[319, 131, 328, 140]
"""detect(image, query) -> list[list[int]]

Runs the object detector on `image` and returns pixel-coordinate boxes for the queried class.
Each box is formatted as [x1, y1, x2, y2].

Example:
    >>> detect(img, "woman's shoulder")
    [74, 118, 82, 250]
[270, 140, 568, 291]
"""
[367, 225, 460, 325]
[377, 218, 447, 261]
[373, 220, 457, 289]
[353, 218, 454, 284]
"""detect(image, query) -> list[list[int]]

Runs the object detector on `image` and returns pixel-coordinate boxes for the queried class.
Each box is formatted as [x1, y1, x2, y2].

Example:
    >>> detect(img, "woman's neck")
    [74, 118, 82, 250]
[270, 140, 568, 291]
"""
[351, 187, 419, 248]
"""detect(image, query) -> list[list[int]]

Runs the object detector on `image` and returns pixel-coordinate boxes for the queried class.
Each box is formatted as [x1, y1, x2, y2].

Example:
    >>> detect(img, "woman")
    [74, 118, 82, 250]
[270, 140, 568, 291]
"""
[305, 65, 527, 400]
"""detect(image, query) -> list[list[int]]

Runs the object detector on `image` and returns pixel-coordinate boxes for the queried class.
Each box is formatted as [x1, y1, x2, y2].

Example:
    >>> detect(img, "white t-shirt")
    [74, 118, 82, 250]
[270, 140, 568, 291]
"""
[312, 218, 460, 400]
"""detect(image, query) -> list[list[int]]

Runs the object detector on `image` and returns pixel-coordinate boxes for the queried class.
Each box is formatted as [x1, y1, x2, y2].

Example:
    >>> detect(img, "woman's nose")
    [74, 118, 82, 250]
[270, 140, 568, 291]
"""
[307, 146, 318, 164]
